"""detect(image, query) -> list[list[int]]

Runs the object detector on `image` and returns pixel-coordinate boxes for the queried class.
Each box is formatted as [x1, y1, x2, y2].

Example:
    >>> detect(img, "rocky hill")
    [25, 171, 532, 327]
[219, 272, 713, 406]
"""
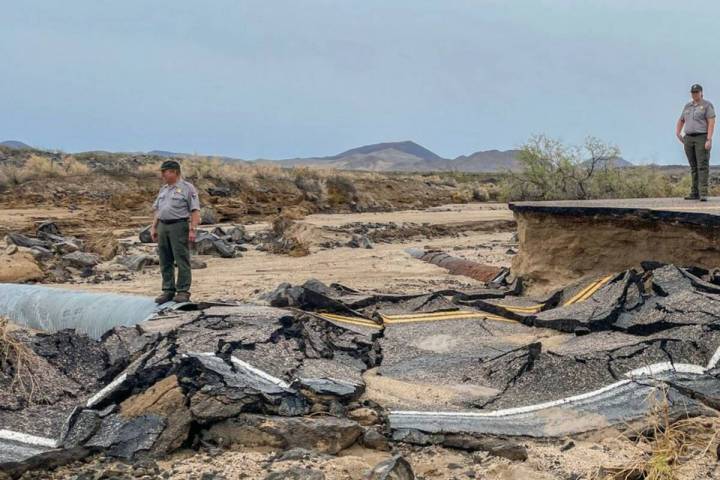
[274, 141, 522, 172]
[3, 139, 637, 173]
[0, 140, 33, 150]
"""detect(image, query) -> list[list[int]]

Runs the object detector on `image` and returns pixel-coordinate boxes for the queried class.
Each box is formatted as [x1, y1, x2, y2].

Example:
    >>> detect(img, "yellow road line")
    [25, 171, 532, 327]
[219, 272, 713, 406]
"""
[502, 305, 543, 313]
[318, 312, 377, 323]
[316, 274, 615, 328]
[560, 274, 614, 307]
[383, 312, 518, 324]
[495, 274, 614, 312]
[562, 278, 601, 306]
[317, 313, 382, 329]
[576, 274, 613, 302]
[383, 310, 484, 320]
[318, 313, 379, 326]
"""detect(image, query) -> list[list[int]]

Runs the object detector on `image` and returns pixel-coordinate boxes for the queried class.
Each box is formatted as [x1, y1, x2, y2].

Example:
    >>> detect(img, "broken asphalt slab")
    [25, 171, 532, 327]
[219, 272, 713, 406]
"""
[5, 265, 720, 474]
[388, 371, 719, 438]
[0, 300, 379, 470]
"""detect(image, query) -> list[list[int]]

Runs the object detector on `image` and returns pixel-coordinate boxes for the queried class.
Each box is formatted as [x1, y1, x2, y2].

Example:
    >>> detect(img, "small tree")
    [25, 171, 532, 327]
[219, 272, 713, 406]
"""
[501, 135, 622, 201]
[572, 136, 622, 199]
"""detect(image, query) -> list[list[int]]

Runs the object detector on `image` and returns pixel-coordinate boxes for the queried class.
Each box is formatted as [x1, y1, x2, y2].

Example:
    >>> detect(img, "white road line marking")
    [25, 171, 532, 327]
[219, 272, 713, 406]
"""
[86, 373, 127, 408]
[0, 430, 58, 448]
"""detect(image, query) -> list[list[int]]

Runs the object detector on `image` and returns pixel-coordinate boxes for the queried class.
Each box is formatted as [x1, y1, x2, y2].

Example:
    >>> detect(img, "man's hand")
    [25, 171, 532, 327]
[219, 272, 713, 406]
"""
[151, 227, 158, 242]
[189, 228, 197, 243]
[706, 138, 713, 150]
[677, 133, 685, 144]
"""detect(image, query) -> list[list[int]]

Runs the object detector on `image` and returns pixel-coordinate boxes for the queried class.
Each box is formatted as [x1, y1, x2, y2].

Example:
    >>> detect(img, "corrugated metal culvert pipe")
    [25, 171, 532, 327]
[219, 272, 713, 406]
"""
[0, 284, 159, 339]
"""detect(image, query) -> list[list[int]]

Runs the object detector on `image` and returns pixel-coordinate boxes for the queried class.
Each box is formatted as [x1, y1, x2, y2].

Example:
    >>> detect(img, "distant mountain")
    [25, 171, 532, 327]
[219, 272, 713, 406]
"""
[1, 140, 33, 150]
[148, 150, 185, 158]
[145, 150, 249, 166]
[274, 141, 521, 173]
[450, 149, 522, 172]
[0, 140, 634, 172]
[332, 141, 444, 161]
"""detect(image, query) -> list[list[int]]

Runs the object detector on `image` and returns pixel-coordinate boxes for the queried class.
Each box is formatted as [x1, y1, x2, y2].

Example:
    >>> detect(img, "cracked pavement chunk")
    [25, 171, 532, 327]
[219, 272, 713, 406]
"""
[7, 265, 720, 466]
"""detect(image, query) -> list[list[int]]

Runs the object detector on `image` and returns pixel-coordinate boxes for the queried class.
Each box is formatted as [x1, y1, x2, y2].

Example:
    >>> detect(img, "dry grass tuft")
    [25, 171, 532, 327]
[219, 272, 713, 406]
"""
[0, 317, 41, 404]
[85, 229, 121, 260]
[266, 215, 311, 257]
[61, 156, 91, 176]
[594, 386, 720, 480]
[24, 154, 63, 177]
[325, 174, 357, 206]
[0, 154, 92, 187]
[137, 162, 163, 177]
[0, 165, 31, 187]
[271, 215, 295, 237]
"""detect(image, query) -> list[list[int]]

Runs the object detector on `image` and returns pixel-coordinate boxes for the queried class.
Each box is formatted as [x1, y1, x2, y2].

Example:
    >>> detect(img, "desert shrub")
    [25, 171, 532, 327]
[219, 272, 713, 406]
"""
[181, 156, 222, 181]
[61, 156, 91, 176]
[594, 387, 720, 480]
[589, 166, 675, 199]
[0, 154, 90, 185]
[440, 177, 458, 188]
[210, 163, 254, 191]
[253, 164, 290, 181]
[451, 187, 474, 203]
[0, 165, 30, 187]
[137, 162, 162, 177]
[24, 154, 62, 178]
[500, 135, 675, 201]
[267, 215, 310, 256]
[293, 166, 327, 200]
[471, 186, 490, 202]
[325, 174, 357, 205]
[672, 174, 693, 197]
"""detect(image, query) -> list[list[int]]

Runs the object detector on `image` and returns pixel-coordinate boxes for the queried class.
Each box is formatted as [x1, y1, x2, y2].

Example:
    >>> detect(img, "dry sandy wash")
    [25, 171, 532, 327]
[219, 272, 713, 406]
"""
[71, 203, 515, 300]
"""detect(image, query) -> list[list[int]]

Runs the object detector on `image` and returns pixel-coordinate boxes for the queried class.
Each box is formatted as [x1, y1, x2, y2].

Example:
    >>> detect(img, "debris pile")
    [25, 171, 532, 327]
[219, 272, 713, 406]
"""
[265, 266, 720, 438]
[2, 222, 102, 283]
[327, 220, 516, 244]
[4, 263, 720, 478]
[139, 224, 250, 259]
[0, 302, 383, 476]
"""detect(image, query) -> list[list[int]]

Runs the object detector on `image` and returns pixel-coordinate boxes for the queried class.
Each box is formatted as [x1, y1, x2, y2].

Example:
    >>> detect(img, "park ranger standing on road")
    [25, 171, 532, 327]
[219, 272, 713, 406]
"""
[677, 84, 716, 201]
[151, 160, 201, 304]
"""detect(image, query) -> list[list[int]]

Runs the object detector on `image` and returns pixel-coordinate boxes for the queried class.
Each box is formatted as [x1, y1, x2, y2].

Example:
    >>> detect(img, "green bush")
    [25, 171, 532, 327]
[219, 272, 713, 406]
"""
[500, 135, 676, 201]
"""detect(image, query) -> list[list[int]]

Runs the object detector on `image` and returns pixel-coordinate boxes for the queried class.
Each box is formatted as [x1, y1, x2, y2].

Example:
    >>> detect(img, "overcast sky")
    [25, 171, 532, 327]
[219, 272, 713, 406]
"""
[1, 1, 717, 163]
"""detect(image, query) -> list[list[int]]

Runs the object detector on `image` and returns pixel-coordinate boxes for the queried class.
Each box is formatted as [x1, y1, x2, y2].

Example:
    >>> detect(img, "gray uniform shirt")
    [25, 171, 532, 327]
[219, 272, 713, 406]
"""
[153, 179, 201, 221]
[680, 99, 716, 134]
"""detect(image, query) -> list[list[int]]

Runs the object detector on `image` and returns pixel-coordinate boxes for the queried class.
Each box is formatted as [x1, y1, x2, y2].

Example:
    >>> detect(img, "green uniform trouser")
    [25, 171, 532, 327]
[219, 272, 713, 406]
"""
[684, 133, 710, 197]
[157, 220, 191, 294]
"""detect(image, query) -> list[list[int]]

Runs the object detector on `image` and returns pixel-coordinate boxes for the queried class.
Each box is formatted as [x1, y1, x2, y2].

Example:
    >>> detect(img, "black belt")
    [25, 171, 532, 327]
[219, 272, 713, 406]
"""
[686, 132, 707, 137]
[159, 218, 188, 224]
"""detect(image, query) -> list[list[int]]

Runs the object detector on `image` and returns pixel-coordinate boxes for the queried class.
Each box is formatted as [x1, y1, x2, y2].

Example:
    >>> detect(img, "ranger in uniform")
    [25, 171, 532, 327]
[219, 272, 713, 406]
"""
[151, 160, 201, 304]
[676, 83, 716, 201]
